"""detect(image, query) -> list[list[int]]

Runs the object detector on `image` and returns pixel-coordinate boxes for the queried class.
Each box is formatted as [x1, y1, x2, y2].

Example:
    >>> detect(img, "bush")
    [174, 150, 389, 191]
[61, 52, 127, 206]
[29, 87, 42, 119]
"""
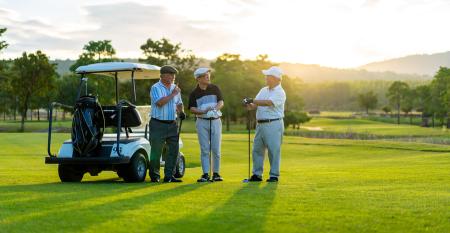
[284, 111, 311, 129]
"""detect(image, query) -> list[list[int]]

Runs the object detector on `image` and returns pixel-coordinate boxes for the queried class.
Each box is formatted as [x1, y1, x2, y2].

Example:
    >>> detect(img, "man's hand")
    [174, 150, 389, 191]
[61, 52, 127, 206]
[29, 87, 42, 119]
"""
[178, 111, 186, 120]
[242, 97, 253, 105]
[246, 103, 256, 110]
[172, 85, 181, 96]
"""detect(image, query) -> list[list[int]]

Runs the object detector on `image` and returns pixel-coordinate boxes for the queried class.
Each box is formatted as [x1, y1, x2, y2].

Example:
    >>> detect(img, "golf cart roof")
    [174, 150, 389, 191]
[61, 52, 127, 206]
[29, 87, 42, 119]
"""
[75, 62, 160, 80]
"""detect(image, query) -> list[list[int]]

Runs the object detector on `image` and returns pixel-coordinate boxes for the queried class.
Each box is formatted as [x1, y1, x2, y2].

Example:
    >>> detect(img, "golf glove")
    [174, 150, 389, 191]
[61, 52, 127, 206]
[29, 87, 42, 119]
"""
[206, 109, 222, 118]
[242, 97, 253, 105]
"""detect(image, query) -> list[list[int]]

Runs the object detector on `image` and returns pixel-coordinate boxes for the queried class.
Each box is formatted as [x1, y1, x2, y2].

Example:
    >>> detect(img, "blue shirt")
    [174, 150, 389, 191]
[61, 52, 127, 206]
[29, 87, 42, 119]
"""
[150, 81, 183, 120]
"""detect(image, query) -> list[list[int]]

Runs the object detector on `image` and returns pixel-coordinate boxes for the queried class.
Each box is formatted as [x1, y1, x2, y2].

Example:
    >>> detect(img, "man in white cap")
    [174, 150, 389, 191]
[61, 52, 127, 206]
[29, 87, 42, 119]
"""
[243, 66, 286, 182]
[188, 67, 224, 182]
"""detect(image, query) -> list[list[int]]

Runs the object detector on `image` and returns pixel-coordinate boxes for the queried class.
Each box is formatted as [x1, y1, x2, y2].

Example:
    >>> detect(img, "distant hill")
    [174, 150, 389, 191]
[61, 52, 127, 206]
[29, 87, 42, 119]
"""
[279, 63, 430, 82]
[52, 59, 75, 75]
[359, 51, 450, 76]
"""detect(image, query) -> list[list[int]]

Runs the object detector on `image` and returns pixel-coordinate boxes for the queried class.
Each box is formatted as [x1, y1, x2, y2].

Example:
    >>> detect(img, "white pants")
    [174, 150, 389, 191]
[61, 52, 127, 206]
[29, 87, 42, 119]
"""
[196, 118, 222, 174]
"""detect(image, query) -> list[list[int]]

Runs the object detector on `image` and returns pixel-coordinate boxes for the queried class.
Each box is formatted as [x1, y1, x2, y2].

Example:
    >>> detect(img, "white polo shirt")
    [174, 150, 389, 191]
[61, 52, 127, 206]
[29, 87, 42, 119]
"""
[255, 84, 286, 120]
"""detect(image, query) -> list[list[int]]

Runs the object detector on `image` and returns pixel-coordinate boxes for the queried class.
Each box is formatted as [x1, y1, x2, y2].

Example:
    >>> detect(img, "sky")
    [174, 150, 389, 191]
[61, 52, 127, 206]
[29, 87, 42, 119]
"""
[0, 0, 449, 68]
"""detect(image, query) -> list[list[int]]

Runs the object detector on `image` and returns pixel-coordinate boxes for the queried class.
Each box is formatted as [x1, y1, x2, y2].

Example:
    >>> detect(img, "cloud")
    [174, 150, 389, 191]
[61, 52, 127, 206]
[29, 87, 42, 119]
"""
[2, 2, 239, 59]
[362, 0, 381, 7]
[81, 2, 236, 58]
[0, 2, 237, 59]
[0, 7, 85, 58]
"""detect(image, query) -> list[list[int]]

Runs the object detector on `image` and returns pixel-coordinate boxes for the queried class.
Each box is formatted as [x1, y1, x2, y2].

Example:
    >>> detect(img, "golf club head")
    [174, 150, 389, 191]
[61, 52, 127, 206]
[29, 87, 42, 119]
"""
[242, 179, 249, 183]
[208, 179, 214, 183]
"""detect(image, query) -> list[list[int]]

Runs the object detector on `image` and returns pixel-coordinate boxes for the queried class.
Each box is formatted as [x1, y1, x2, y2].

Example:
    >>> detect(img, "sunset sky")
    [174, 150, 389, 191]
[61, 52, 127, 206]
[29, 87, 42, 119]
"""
[0, 0, 449, 68]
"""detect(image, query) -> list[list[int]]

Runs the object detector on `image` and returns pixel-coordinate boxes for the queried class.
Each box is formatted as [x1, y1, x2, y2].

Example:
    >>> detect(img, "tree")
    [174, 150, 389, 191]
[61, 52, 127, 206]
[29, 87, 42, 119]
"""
[83, 40, 116, 60]
[139, 38, 184, 66]
[68, 41, 119, 105]
[70, 40, 117, 72]
[401, 88, 415, 124]
[382, 106, 391, 115]
[414, 85, 432, 127]
[357, 91, 378, 114]
[11, 51, 56, 131]
[211, 54, 247, 131]
[284, 111, 311, 129]
[139, 38, 198, 106]
[387, 81, 409, 124]
[0, 28, 8, 53]
[430, 67, 450, 128]
[55, 74, 79, 119]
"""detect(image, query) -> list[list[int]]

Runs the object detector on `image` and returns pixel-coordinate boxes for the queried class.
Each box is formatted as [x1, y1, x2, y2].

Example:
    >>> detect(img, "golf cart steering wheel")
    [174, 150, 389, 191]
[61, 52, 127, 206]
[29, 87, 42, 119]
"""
[118, 99, 136, 108]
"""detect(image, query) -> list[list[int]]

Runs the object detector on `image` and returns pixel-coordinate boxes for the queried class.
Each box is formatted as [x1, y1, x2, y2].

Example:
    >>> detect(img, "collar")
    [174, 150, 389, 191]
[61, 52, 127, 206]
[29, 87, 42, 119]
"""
[196, 84, 210, 91]
[268, 84, 281, 91]
[158, 80, 172, 89]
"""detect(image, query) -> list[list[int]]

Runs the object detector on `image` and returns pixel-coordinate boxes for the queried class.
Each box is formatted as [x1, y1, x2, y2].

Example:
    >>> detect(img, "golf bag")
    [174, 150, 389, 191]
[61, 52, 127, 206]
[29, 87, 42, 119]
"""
[71, 95, 104, 156]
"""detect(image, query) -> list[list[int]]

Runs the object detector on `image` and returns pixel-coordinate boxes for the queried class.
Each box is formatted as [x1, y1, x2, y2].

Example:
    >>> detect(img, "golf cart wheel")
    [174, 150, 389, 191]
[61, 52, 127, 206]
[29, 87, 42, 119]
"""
[58, 164, 84, 182]
[122, 152, 147, 182]
[174, 152, 185, 178]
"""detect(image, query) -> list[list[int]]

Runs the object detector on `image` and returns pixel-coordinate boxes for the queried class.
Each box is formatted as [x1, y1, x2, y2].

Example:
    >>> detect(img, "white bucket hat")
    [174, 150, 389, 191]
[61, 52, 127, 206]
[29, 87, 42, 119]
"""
[262, 66, 283, 80]
[194, 67, 211, 79]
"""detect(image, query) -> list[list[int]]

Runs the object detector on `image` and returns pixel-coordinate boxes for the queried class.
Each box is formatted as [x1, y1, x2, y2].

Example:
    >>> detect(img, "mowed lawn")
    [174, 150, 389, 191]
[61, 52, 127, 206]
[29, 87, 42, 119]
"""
[300, 117, 450, 137]
[0, 133, 449, 233]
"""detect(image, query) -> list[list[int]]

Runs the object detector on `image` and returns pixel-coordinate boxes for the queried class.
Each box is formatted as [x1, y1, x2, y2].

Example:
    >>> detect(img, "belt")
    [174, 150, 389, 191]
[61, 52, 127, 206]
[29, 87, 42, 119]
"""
[198, 117, 220, 120]
[257, 118, 281, 123]
[151, 118, 176, 124]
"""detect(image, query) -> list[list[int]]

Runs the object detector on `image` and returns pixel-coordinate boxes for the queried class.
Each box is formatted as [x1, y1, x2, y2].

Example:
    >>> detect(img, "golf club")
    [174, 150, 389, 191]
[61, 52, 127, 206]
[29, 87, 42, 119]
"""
[208, 117, 214, 182]
[243, 108, 251, 183]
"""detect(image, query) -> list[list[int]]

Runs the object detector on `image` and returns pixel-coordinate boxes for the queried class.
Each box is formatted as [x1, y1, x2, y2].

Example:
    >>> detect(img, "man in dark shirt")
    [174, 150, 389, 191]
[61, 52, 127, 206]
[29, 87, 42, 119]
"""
[188, 68, 224, 182]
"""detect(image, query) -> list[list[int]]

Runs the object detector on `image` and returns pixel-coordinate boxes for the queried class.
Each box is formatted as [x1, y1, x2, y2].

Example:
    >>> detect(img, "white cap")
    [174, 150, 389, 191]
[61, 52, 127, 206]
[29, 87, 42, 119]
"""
[262, 66, 283, 79]
[194, 67, 210, 79]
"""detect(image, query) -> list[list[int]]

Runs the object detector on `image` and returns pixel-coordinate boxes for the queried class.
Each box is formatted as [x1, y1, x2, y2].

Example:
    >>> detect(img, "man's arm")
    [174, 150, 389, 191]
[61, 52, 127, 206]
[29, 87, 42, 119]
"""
[214, 100, 224, 110]
[177, 103, 184, 113]
[190, 107, 207, 115]
[253, 100, 273, 106]
[155, 86, 180, 107]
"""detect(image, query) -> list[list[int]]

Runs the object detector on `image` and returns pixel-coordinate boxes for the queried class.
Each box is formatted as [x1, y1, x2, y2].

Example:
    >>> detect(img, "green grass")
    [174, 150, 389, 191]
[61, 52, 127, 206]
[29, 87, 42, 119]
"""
[0, 133, 449, 232]
[297, 117, 450, 138]
[0, 120, 72, 132]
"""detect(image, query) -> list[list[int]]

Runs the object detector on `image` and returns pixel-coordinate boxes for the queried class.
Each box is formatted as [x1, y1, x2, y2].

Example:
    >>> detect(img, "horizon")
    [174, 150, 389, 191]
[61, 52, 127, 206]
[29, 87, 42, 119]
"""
[1, 0, 450, 68]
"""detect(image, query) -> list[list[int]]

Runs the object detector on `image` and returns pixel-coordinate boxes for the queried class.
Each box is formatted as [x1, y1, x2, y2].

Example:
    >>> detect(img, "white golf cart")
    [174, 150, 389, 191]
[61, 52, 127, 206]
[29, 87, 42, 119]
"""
[45, 62, 186, 182]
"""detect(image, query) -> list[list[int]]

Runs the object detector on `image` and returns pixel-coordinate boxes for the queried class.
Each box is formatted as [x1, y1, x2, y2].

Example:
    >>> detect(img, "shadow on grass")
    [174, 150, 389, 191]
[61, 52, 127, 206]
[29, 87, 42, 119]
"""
[152, 183, 278, 233]
[0, 181, 203, 232]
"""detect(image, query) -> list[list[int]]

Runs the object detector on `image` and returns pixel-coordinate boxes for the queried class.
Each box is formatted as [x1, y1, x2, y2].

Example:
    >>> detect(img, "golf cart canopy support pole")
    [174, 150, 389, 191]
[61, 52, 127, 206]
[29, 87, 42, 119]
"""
[115, 72, 119, 105]
[76, 74, 86, 100]
[131, 70, 136, 104]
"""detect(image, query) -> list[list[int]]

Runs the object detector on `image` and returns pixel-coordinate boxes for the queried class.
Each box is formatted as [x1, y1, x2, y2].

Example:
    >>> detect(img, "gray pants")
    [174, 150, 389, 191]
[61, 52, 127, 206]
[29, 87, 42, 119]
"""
[252, 119, 284, 178]
[149, 119, 179, 179]
[196, 118, 222, 174]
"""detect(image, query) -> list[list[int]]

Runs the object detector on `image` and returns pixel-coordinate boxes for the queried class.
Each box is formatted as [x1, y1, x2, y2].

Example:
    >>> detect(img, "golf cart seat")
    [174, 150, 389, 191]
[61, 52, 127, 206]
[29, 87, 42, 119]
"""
[102, 102, 142, 128]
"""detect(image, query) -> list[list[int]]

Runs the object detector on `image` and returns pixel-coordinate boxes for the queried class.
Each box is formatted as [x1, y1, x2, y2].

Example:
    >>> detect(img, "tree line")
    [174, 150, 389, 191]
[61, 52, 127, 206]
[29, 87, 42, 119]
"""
[0, 28, 306, 131]
[355, 68, 450, 127]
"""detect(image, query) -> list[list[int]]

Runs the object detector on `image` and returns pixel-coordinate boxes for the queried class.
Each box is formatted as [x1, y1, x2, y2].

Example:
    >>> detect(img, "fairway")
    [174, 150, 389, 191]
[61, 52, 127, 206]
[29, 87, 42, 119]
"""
[0, 133, 449, 233]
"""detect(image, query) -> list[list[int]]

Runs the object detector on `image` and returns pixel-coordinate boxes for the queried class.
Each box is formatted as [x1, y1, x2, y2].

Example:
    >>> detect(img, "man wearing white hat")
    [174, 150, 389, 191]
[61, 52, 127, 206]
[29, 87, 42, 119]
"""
[188, 68, 224, 182]
[243, 66, 286, 182]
